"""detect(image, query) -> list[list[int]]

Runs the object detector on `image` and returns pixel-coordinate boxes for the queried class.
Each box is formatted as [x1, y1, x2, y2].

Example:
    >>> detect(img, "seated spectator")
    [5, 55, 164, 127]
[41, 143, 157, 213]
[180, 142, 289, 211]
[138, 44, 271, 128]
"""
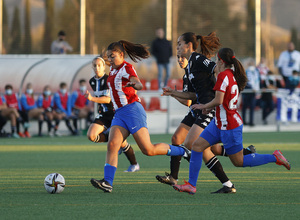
[71, 79, 93, 132]
[4, 84, 29, 137]
[286, 70, 300, 93]
[20, 83, 45, 137]
[0, 92, 21, 138]
[0, 114, 7, 137]
[37, 85, 59, 136]
[53, 82, 77, 135]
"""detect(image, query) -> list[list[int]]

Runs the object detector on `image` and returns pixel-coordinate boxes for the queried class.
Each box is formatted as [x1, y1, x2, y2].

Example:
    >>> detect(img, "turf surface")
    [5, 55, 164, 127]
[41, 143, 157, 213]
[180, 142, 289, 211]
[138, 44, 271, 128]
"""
[0, 132, 299, 219]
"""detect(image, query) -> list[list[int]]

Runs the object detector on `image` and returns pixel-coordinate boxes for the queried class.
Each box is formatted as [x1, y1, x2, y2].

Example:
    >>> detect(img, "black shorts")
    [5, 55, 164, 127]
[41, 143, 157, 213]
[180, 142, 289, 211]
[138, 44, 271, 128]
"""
[93, 113, 114, 129]
[194, 110, 215, 129]
[181, 111, 196, 127]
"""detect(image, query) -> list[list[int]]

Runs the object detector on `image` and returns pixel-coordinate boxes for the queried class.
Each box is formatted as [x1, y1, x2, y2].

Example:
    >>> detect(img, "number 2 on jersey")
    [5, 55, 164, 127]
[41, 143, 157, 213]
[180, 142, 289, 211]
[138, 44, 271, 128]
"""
[229, 84, 239, 110]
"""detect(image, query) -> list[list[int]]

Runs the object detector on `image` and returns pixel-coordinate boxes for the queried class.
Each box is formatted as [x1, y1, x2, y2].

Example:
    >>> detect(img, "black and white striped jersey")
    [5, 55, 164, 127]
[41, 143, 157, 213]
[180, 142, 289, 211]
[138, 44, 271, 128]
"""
[89, 75, 114, 115]
[187, 52, 216, 104]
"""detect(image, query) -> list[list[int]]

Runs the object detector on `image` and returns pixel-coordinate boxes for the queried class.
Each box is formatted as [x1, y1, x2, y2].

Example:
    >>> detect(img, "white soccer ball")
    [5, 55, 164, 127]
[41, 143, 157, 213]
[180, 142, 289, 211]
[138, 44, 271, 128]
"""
[44, 173, 65, 194]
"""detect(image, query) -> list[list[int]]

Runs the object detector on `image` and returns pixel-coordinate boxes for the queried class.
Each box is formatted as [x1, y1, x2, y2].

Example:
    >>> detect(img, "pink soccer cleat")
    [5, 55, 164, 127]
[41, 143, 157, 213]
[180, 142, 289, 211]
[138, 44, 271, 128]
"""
[273, 150, 291, 170]
[173, 180, 196, 195]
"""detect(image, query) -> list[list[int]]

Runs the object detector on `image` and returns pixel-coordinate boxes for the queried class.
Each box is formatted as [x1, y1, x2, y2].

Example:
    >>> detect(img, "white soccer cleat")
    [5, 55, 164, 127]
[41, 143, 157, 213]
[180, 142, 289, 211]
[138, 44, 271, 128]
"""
[124, 163, 140, 172]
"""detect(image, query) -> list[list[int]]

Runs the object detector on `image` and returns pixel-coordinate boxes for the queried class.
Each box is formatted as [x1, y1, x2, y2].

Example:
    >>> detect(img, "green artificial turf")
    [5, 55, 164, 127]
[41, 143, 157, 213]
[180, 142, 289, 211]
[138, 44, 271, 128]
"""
[0, 132, 299, 219]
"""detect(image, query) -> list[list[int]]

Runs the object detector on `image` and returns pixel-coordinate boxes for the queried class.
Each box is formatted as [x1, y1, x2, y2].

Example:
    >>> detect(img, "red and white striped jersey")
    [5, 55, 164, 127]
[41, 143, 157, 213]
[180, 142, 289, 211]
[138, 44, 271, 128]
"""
[107, 61, 140, 110]
[213, 69, 243, 130]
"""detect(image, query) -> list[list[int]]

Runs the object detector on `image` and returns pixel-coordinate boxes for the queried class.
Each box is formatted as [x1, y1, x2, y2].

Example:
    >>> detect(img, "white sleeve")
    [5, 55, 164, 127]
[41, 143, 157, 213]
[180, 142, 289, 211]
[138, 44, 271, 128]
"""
[277, 52, 285, 68]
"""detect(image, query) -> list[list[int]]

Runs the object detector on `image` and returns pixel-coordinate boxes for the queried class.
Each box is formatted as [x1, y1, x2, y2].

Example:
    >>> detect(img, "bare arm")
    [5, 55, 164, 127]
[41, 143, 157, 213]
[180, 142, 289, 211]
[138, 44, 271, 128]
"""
[162, 86, 196, 101]
[174, 97, 192, 106]
[85, 91, 111, 104]
[125, 77, 143, 90]
[161, 86, 193, 106]
[191, 91, 224, 113]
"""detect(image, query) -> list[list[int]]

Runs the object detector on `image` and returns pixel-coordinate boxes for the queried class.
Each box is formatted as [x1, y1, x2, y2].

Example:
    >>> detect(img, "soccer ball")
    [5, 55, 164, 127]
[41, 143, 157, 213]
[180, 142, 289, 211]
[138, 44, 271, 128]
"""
[44, 173, 65, 194]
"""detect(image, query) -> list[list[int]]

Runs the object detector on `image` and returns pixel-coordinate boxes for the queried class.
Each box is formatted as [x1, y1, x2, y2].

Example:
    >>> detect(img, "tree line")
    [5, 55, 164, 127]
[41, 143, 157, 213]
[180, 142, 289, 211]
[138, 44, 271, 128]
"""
[2, 0, 300, 57]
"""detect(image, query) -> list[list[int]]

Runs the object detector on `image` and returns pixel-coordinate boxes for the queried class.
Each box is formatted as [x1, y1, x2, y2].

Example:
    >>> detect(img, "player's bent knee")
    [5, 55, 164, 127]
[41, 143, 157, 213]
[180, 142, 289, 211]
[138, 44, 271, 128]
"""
[232, 160, 243, 167]
[87, 133, 97, 142]
[140, 148, 155, 156]
[171, 135, 182, 146]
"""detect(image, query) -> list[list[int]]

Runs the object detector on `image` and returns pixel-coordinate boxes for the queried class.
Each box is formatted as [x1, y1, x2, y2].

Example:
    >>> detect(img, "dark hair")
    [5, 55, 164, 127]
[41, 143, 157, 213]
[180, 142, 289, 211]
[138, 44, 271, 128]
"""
[60, 82, 67, 88]
[79, 79, 86, 84]
[217, 48, 248, 92]
[107, 40, 150, 62]
[5, 84, 12, 90]
[58, 30, 65, 36]
[181, 32, 221, 58]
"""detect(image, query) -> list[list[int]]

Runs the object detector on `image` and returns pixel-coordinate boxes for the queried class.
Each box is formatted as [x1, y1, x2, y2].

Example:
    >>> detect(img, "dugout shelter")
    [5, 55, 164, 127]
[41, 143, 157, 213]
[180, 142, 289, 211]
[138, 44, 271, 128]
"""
[0, 55, 96, 95]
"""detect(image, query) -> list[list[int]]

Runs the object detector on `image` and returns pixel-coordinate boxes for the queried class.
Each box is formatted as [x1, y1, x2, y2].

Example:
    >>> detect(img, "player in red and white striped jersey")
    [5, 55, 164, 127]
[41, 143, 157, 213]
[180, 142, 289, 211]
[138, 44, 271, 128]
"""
[90, 40, 190, 193]
[173, 48, 291, 195]
[86, 56, 140, 172]
[213, 68, 243, 130]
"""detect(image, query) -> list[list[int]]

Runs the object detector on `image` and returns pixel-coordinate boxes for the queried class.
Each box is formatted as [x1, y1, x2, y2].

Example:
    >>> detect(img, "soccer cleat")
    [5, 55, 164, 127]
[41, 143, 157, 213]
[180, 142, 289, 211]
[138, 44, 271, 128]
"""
[273, 150, 291, 170]
[48, 130, 55, 137]
[124, 163, 140, 172]
[246, 145, 256, 154]
[173, 180, 196, 195]
[18, 132, 26, 138]
[23, 122, 30, 128]
[156, 172, 178, 185]
[54, 131, 62, 137]
[12, 133, 20, 138]
[24, 131, 31, 138]
[90, 178, 113, 193]
[180, 145, 191, 162]
[211, 184, 236, 194]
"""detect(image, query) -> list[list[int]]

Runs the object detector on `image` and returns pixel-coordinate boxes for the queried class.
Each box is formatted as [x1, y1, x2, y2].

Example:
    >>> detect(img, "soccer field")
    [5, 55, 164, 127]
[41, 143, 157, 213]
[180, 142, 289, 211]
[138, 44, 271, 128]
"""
[0, 132, 299, 219]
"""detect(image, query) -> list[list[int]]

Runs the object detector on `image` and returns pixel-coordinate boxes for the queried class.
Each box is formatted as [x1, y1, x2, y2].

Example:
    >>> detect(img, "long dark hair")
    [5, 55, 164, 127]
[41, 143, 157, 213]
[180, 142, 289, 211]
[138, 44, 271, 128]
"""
[181, 32, 221, 58]
[107, 40, 150, 62]
[217, 48, 248, 92]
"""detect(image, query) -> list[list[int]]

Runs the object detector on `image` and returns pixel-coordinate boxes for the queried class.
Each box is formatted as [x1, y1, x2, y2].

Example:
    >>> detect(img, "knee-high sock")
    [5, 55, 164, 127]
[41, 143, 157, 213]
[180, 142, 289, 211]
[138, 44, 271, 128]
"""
[243, 153, 276, 167]
[104, 163, 117, 186]
[205, 156, 229, 184]
[167, 145, 185, 156]
[65, 119, 74, 133]
[122, 144, 137, 165]
[170, 156, 181, 180]
[221, 145, 253, 156]
[54, 119, 60, 131]
[38, 120, 43, 135]
[16, 121, 20, 133]
[73, 118, 78, 131]
[189, 150, 203, 187]
[46, 120, 53, 132]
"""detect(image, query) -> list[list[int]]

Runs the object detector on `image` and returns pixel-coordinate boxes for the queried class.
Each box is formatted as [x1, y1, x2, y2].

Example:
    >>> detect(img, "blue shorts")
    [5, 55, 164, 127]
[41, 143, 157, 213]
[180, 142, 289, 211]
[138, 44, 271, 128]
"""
[111, 102, 147, 134]
[200, 119, 243, 155]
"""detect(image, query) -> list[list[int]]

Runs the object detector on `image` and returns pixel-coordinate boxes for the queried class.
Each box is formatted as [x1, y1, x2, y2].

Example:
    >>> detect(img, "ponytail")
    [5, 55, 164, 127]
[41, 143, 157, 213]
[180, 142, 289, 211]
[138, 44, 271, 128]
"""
[108, 40, 150, 62]
[232, 59, 247, 91]
[218, 48, 248, 91]
[181, 32, 220, 58]
[199, 32, 221, 58]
